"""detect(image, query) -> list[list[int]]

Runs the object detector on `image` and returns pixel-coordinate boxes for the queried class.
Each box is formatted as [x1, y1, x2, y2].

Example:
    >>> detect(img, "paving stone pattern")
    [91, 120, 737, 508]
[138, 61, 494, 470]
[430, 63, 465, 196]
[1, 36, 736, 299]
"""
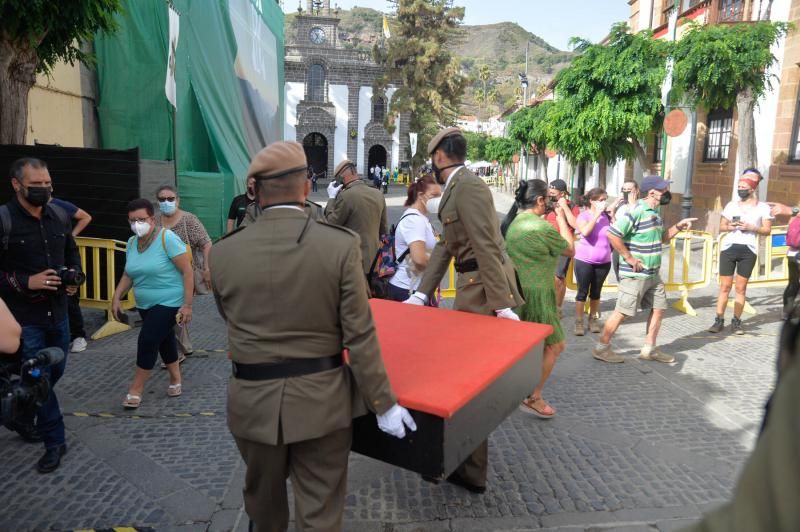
[0, 186, 780, 531]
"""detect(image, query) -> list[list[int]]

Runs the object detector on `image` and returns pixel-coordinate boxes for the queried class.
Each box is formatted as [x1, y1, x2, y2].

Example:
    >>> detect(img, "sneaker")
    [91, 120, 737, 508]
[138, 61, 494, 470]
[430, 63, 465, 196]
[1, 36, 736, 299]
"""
[731, 317, 744, 335]
[707, 317, 725, 333]
[574, 319, 585, 336]
[70, 337, 87, 353]
[592, 344, 624, 363]
[638, 346, 675, 363]
[588, 315, 602, 334]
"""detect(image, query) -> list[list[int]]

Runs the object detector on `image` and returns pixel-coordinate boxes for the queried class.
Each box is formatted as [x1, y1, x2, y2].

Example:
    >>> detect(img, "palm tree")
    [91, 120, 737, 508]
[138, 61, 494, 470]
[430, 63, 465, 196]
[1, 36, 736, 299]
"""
[478, 64, 491, 111]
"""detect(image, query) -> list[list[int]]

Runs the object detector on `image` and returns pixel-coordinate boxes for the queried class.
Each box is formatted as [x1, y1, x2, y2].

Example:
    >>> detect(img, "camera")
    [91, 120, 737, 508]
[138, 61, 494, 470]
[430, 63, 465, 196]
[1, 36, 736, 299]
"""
[0, 347, 64, 432]
[56, 266, 86, 287]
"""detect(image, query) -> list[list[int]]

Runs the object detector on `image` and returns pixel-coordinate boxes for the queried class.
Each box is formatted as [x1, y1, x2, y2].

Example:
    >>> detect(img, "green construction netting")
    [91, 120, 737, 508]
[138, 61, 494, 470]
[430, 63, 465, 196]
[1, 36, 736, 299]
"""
[95, 0, 284, 239]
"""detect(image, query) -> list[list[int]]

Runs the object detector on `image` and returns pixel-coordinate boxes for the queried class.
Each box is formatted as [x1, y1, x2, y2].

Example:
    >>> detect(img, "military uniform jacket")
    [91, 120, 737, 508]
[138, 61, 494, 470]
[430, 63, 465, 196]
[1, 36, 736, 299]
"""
[241, 199, 324, 227]
[210, 208, 396, 446]
[324, 179, 388, 275]
[417, 167, 524, 314]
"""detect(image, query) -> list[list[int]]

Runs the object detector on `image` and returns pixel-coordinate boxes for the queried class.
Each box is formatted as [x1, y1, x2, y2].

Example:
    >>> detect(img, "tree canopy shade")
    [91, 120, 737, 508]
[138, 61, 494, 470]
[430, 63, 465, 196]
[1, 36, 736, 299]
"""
[484, 135, 518, 166]
[463, 131, 488, 161]
[373, 0, 468, 167]
[671, 21, 790, 111]
[507, 101, 553, 153]
[546, 23, 669, 166]
[0, 0, 121, 143]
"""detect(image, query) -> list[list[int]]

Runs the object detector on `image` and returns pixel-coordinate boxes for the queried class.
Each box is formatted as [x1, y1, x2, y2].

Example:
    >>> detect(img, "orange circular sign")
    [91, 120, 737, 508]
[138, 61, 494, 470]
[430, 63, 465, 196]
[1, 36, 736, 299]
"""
[545, 148, 557, 158]
[512, 154, 520, 163]
[664, 109, 688, 137]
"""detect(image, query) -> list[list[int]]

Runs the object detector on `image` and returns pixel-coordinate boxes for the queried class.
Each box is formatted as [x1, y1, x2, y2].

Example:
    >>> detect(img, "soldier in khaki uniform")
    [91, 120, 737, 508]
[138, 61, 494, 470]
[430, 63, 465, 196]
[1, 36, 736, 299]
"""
[406, 128, 525, 493]
[210, 142, 416, 532]
[325, 160, 388, 275]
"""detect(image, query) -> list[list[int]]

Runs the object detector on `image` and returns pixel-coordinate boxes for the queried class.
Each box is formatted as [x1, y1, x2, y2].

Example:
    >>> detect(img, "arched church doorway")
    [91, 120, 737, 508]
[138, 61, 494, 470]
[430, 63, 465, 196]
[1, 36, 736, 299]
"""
[367, 145, 387, 178]
[303, 133, 328, 176]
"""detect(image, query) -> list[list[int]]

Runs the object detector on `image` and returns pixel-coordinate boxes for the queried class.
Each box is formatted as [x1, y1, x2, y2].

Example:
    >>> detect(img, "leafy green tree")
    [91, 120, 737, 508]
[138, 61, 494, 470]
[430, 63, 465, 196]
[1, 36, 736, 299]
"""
[546, 23, 670, 174]
[463, 131, 488, 161]
[478, 63, 490, 111]
[374, 0, 468, 169]
[672, 20, 789, 172]
[0, 0, 121, 143]
[507, 101, 553, 179]
[485, 135, 519, 175]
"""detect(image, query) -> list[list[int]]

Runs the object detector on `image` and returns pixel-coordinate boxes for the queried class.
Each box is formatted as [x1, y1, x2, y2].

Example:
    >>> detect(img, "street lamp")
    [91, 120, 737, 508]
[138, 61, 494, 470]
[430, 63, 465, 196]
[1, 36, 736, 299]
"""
[518, 72, 529, 180]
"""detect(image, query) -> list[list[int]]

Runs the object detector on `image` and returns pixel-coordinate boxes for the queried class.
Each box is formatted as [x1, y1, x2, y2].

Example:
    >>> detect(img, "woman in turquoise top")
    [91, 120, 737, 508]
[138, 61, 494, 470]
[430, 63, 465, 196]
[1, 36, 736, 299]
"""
[502, 179, 574, 419]
[112, 199, 194, 409]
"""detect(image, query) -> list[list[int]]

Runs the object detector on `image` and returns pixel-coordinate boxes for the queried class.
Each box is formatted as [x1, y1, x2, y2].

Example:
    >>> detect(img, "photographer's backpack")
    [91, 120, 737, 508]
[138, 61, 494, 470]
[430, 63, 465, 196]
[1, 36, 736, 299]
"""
[367, 212, 419, 299]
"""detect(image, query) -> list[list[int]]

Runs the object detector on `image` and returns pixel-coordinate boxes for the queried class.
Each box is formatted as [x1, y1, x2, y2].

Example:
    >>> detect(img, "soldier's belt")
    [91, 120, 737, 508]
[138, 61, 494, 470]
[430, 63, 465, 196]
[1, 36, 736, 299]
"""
[454, 259, 479, 273]
[232, 354, 343, 380]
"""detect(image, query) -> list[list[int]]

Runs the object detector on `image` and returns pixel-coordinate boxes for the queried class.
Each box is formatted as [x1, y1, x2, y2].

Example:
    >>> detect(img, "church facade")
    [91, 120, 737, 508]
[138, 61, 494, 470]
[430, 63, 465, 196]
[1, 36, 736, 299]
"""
[284, 1, 410, 177]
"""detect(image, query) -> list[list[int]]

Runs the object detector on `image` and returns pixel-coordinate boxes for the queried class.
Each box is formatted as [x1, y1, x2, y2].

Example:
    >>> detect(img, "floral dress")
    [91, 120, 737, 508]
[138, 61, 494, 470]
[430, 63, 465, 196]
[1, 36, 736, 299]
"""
[505, 211, 567, 345]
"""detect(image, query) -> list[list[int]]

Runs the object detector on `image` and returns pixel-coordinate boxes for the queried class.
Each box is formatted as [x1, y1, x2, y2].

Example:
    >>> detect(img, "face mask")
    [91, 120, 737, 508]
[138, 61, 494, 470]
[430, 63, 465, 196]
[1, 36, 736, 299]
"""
[131, 221, 152, 238]
[426, 196, 441, 215]
[737, 189, 751, 200]
[659, 190, 672, 206]
[594, 200, 607, 211]
[159, 200, 177, 215]
[432, 157, 461, 185]
[24, 186, 51, 207]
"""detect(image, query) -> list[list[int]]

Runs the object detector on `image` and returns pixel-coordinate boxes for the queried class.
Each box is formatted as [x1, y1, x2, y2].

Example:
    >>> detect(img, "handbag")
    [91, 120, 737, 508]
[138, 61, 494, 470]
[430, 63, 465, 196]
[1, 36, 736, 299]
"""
[788, 216, 800, 249]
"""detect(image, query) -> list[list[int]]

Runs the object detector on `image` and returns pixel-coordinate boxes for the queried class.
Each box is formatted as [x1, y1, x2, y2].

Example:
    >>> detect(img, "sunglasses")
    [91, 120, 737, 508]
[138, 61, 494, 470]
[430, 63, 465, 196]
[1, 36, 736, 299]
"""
[158, 196, 177, 202]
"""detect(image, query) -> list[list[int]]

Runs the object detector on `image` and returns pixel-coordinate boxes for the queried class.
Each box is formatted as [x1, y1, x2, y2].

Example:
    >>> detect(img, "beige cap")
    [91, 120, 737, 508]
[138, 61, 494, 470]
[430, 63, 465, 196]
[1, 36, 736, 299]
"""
[247, 142, 307, 180]
[334, 159, 355, 178]
[427, 127, 463, 155]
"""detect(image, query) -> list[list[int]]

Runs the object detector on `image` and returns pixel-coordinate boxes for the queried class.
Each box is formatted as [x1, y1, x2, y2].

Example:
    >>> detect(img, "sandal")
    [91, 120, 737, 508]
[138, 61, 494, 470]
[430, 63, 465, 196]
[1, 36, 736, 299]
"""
[519, 396, 556, 419]
[122, 394, 142, 409]
[167, 383, 182, 397]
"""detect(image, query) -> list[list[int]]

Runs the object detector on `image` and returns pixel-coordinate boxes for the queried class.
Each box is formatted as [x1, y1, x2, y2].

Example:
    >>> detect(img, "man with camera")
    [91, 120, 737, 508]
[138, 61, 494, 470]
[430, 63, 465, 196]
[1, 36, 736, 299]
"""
[0, 158, 82, 473]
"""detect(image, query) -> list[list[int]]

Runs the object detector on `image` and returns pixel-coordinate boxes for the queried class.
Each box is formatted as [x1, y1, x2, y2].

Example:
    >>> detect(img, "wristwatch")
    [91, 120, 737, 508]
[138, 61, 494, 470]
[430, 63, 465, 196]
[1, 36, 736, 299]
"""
[792, 207, 800, 216]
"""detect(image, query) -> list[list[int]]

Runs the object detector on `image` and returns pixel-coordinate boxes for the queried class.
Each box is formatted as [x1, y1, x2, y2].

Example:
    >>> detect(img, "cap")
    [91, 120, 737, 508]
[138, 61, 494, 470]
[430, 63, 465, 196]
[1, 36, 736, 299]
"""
[640, 175, 671, 194]
[427, 127, 463, 155]
[334, 159, 355, 178]
[248, 142, 307, 180]
[548, 179, 568, 192]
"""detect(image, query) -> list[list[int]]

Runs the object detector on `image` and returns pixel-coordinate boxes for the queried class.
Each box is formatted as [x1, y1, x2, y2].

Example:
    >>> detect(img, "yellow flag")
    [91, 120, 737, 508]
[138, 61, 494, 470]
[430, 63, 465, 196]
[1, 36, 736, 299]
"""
[383, 15, 391, 39]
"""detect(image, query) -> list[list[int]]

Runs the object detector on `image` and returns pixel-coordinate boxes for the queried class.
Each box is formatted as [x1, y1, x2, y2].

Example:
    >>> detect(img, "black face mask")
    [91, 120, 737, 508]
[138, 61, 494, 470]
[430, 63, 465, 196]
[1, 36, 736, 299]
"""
[432, 160, 461, 185]
[659, 190, 672, 206]
[24, 186, 51, 207]
[738, 189, 752, 200]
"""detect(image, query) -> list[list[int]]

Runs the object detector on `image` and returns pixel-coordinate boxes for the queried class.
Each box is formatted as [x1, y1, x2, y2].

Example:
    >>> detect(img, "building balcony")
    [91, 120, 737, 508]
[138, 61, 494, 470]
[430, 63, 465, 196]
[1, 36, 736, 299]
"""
[657, 0, 751, 30]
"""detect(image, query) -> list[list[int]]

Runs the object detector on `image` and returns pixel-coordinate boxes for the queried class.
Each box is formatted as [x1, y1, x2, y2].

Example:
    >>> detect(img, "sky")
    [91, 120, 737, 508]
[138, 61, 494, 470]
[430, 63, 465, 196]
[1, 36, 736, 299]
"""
[281, 0, 630, 51]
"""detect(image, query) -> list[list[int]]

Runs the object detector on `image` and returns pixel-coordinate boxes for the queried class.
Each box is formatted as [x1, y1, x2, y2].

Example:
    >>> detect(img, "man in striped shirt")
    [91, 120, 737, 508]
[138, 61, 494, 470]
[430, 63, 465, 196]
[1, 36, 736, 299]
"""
[592, 176, 696, 364]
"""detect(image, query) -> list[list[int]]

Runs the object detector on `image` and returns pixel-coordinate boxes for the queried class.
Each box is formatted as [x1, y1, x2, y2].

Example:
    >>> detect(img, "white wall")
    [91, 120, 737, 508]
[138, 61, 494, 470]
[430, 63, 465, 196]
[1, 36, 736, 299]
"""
[357, 86, 373, 174]
[284, 82, 304, 141]
[330, 84, 349, 169]
[387, 87, 399, 170]
[639, 0, 654, 31]
[667, 111, 692, 196]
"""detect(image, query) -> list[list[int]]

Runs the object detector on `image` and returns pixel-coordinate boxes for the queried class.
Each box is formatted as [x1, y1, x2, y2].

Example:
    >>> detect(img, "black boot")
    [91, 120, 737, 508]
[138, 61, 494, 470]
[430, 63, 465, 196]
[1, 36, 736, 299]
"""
[15, 423, 43, 443]
[708, 316, 725, 333]
[37, 444, 67, 474]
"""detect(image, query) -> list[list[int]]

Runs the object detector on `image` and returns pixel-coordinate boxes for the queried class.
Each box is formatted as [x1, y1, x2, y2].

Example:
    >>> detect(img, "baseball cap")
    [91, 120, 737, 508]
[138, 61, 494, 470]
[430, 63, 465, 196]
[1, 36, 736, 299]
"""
[549, 179, 568, 192]
[640, 176, 671, 194]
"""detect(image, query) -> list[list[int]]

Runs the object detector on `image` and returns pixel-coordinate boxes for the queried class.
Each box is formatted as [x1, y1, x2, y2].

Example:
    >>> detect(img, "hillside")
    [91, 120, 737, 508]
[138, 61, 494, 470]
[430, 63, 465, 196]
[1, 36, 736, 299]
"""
[284, 8, 574, 118]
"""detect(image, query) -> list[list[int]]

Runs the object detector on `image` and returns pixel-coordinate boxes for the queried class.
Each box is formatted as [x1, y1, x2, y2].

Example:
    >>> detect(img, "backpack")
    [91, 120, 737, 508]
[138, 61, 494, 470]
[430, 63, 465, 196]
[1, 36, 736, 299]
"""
[0, 202, 71, 252]
[367, 212, 420, 298]
[787, 216, 800, 249]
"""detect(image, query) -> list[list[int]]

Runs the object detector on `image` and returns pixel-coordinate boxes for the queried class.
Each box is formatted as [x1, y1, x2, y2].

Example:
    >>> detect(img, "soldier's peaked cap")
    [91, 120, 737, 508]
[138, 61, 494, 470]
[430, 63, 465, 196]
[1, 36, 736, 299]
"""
[248, 141, 307, 180]
[334, 159, 356, 178]
[427, 127, 463, 155]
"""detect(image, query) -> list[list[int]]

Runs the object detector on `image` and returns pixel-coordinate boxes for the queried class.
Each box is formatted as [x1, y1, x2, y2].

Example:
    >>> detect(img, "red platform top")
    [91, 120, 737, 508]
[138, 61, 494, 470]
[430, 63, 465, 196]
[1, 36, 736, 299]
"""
[369, 300, 553, 419]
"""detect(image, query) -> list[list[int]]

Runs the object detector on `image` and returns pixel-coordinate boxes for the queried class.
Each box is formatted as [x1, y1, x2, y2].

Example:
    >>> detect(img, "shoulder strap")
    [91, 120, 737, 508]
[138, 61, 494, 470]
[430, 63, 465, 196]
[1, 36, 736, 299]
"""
[161, 229, 167, 254]
[0, 205, 10, 252]
[46, 202, 71, 228]
[392, 212, 422, 263]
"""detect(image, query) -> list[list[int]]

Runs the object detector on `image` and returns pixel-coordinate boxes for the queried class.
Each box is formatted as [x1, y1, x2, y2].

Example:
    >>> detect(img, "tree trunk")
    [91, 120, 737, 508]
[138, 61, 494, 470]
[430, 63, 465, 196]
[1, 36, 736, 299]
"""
[632, 139, 649, 180]
[736, 88, 758, 180]
[0, 38, 39, 145]
[598, 159, 607, 189]
[539, 153, 548, 180]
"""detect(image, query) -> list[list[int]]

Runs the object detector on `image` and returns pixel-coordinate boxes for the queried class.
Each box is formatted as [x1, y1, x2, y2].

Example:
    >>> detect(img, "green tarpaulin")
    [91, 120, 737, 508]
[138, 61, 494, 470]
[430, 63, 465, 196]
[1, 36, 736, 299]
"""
[95, 0, 284, 238]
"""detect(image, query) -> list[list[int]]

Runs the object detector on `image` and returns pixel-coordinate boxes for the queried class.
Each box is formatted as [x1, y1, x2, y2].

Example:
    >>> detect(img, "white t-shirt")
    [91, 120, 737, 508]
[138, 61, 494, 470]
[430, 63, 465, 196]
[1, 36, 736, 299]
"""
[721, 200, 773, 253]
[389, 208, 437, 291]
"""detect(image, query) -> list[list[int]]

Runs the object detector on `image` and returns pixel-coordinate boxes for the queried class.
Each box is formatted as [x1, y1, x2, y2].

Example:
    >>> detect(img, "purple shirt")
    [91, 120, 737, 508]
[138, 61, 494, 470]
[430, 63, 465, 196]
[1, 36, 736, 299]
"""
[575, 211, 612, 265]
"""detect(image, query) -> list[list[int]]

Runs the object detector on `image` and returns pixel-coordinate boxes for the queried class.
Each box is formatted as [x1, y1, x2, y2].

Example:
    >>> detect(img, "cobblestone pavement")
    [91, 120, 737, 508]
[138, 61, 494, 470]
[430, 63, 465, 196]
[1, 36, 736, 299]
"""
[0, 185, 781, 531]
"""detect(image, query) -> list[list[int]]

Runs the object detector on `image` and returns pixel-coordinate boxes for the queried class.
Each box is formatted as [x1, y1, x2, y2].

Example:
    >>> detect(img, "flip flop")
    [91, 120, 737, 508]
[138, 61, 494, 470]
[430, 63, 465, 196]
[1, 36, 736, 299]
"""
[167, 383, 182, 397]
[122, 394, 142, 409]
[519, 396, 556, 419]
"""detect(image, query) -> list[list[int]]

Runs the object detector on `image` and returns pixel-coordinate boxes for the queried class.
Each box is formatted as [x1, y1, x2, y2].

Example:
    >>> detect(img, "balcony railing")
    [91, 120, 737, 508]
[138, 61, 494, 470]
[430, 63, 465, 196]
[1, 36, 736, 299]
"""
[285, 45, 374, 64]
[658, 0, 750, 30]
[718, 0, 746, 22]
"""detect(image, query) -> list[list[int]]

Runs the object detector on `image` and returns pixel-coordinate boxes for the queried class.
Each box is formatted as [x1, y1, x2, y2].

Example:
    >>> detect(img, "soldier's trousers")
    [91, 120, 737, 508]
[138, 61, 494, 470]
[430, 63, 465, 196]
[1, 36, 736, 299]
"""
[234, 427, 352, 532]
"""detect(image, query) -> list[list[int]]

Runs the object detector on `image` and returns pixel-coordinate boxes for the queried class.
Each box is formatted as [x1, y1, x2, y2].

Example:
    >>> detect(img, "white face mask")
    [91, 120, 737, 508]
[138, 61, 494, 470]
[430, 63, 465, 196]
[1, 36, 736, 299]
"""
[131, 221, 152, 238]
[425, 196, 441, 215]
[594, 200, 607, 211]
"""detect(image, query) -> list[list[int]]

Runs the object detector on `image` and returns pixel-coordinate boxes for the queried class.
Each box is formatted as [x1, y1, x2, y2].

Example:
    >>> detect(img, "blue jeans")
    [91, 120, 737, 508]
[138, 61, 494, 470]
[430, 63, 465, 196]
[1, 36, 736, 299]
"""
[20, 319, 69, 449]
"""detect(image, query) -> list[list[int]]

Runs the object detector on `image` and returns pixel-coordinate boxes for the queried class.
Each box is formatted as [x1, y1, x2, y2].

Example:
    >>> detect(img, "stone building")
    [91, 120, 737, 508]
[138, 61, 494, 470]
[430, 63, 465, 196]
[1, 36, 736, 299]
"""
[283, 0, 409, 177]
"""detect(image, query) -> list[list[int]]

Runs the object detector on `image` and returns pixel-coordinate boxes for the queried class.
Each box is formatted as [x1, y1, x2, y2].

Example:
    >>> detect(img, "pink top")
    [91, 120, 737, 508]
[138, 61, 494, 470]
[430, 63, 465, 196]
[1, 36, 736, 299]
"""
[575, 211, 612, 265]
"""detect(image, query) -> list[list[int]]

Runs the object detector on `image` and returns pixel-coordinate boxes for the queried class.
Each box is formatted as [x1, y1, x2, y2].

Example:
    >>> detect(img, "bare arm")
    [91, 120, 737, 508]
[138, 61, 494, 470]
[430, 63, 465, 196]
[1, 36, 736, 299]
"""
[556, 208, 575, 257]
[226, 219, 234, 234]
[408, 241, 430, 270]
[111, 272, 133, 321]
[71, 208, 92, 237]
[0, 298, 21, 353]
[172, 253, 194, 324]
[576, 208, 604, 237]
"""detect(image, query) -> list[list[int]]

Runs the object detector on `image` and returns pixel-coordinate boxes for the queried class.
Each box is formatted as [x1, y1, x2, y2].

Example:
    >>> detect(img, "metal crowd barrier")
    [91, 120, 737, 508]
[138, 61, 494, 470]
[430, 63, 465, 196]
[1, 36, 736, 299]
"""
[75, 237, 136, 340]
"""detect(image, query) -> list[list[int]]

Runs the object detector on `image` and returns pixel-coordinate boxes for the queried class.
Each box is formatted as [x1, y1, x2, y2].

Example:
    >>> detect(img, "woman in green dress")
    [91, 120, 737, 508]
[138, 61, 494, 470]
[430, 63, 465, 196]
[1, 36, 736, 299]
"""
[502, 179, 574, 419]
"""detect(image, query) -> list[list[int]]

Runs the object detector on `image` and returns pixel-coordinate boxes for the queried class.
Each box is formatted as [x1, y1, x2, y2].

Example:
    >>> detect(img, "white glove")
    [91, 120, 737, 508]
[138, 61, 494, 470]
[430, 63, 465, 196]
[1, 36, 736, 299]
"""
[495, 308, 520, 321]
[327, 182, 343, 199]
[403, 292, 427, 305]
[376, 403, 417, 439]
